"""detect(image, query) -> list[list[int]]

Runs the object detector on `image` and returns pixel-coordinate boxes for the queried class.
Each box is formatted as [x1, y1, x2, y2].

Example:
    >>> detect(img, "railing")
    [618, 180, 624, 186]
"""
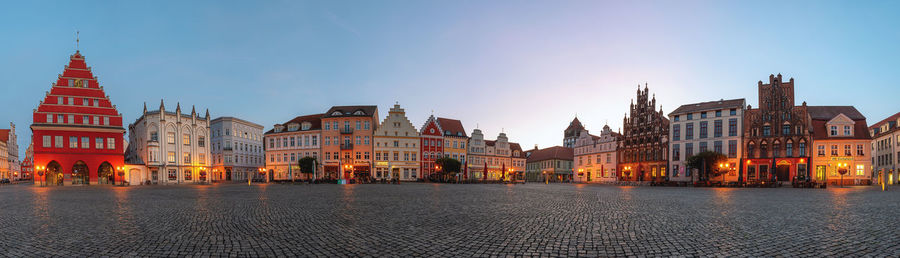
[341, 144, 354, 150]
[340, 128, 354, 134]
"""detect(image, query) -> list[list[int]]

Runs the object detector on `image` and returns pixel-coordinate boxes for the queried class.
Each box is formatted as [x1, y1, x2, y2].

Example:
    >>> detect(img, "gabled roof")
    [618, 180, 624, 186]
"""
[565, 117, 584, 131]
[807, 106, 870, 140]
[670, 98, 745, 116]
[807, 106, 865, 120]
[265, 113, 324, 134]
[868, 111, 900, 130]
[323, 105, 377, 118]
[436, 117, 467, 137]
[526, 146, 574, 162]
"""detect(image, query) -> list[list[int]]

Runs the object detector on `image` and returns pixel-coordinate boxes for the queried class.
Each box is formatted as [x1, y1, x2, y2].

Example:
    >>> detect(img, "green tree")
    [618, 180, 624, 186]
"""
[434, 157, 462, 182]
[298, 157, 318, 180]
[685, 151, 728, 182]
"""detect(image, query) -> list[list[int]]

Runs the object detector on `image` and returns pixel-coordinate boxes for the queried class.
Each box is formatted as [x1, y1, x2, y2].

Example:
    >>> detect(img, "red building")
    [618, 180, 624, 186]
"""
[31, 50, 125, 186]
[618, 84, 670, 182]
[420, 115, 443, 180]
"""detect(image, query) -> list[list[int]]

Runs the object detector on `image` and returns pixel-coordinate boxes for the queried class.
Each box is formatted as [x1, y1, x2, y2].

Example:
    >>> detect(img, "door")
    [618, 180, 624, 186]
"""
[776, 165, 790, 181]
[815, 166, 826, 182]
[225, 168, 232, 181]
[586, 171, 591, 182]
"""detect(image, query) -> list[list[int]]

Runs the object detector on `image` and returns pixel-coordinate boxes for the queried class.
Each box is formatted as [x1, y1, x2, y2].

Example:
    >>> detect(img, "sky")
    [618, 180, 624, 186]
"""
[2, 0, 900, 158]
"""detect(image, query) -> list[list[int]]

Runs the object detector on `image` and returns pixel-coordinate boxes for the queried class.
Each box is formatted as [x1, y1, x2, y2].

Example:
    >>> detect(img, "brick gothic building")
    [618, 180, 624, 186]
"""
[618, 84, 669, 182]
[563, 117, 585, 148]
[742, 74, 812, 183]
[31, 50, 125, 186]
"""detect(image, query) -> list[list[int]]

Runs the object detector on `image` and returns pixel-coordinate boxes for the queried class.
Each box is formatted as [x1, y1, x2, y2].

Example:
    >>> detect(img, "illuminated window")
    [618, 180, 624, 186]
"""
[855, 164, 864, 176]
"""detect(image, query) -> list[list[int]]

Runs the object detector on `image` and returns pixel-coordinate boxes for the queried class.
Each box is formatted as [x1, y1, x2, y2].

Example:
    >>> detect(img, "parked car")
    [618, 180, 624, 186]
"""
[0, 179, 10, 184]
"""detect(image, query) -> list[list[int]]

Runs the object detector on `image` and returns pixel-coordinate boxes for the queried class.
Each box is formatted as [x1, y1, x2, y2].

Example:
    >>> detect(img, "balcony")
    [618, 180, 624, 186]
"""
[341, 144, 354, 150]
[340, 128, 354, 134]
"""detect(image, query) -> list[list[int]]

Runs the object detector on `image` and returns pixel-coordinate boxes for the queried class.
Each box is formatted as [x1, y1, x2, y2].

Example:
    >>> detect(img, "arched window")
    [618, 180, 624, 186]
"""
[760, 141, 768, 158]
[748, 141, 756, 158]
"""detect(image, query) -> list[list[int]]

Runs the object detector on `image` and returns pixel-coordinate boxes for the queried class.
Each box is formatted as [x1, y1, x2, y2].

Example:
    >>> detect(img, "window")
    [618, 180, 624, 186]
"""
[699, 122, 708, 138]
[685, 143, 693, 157]
[701, 112, 707, 119]
[673, 124, 680, 141]
[68, 114, 74, 124]
[356, 121, 361, 130]
[183, 134, 190, 145]
[713, 120, 722, 138]
[844, 126, 852, 136]
[674, 115, 680, 122]
[198, 136, 205, 147]
[730, 109, 736, 116]
[198, 154, 205, 164]
[856, 164, 864, 176]
[83, 116, 89, 124]
[818, 145, 825, 157]
[42, 135, 51, 147]
[844, 145, 851, 156]
[94, 116, 99, 125]
[786, 143, 793, 157]
[107, 138, 115, 149]
[96, 138, 103, 149]
[168, 169, 176, 180]
[58, 114, 64, 124]
[782, 125, 790, 135]
[69, 136, 78, 148]
[831, 145, 838, 156]
[687, 114, 693, 120]
[103, 116, 109, 125]
[728, 140, 737, 158]
[81, 137, 89, 149]
[673, 144, 680, 161]
[763, 126, 771, 136]
[167, 152, 176, 163]
[686, 123, 694, 140]
[364, 121, 370, 129]
[183, 152, 191, 163]
[714, 141, 723, 154]
[167, 132, 176, 144]
[184, 169, 192, 181]
[699, 142, 708, 152]
[46, 114, 53, 123]
[55, 136, 63, 148]
[715, 110, 722, 117]
[830, 126, 837, 136]
[799, 142, 806, 156]
[728, 119, 737, 137]
[857, 144, 864, 156]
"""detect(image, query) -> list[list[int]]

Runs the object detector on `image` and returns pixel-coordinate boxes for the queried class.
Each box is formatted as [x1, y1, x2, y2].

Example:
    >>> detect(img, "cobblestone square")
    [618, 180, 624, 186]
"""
[0, 183, 898, 257]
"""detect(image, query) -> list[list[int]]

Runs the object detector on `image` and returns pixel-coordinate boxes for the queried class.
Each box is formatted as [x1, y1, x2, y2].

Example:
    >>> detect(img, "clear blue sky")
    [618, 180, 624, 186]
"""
[3, 1, 900, 158]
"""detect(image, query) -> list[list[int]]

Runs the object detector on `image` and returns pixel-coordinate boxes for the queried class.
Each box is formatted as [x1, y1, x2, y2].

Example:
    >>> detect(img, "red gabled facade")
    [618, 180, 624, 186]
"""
[31, 51, 125, 186]
[420, 115, 443, 180]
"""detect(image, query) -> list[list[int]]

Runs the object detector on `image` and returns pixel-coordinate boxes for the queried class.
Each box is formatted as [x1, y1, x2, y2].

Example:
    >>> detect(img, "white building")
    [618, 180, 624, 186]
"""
[573, 125, 619, 183]
[264, 113, 322, 181]
[668, 99, 745, 182]
[125, 101, 211, 184]
[211, 117, 264, 182]
[373, 103, 420, 181]
[0, 123, 18, 180]
[869, 112, 900, 185]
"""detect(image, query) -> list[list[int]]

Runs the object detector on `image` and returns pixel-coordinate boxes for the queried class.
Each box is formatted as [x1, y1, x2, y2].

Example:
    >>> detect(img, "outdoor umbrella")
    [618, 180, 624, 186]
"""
[483, 162, 488, 181]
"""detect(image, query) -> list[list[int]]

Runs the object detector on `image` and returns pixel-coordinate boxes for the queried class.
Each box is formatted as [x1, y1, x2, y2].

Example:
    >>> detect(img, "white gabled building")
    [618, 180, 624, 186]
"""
[125, 100, 211, 185]
[373, 103, 420, 181]
[573, 125, 619, 183]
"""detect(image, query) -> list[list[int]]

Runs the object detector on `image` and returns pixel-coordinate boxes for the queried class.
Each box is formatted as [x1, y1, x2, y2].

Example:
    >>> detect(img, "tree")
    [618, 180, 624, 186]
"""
[684, 151, 728, 182]
[298, 157, 318, 181]
[433, 157, 462, 182]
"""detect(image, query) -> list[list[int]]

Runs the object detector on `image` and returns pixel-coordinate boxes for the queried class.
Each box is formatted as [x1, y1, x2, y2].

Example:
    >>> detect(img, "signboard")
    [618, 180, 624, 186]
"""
[375, 162, 389, 166]
[830, 157, 854, 161]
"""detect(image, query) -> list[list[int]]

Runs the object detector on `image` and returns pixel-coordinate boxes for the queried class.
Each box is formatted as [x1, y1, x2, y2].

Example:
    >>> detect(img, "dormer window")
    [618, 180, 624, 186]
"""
[302, 122, 311, 130]
[331, 111, 343, 116]
[830, 126, 837, 136]
[843, 126, 852, 136]
[274, 125, 284, 133]
[287, 123, 299, 131]
[353, 110, 365, 115]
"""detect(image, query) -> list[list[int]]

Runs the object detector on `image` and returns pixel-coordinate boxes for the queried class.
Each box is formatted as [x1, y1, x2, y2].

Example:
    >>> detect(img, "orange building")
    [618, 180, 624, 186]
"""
[808, 106, 872, 186]
[320, 106, 378, 181]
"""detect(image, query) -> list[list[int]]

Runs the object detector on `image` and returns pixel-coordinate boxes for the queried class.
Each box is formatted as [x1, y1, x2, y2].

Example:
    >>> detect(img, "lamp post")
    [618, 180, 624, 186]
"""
[116, 166, 125, 186]
[199, 167, 207, 185]
[36, 165, 45, 187]
[624, 166, 632, 182]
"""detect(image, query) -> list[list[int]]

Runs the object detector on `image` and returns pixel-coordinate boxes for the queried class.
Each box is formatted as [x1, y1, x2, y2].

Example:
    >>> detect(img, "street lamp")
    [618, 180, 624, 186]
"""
[198, 167, 207, 184]
[36, 165, 45, 187]
[116, 166, 125, 186]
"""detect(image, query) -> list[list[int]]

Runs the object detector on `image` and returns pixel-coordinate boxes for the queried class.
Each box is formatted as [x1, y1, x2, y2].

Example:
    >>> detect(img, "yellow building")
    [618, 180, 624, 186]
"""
[808, 106, 872, 186]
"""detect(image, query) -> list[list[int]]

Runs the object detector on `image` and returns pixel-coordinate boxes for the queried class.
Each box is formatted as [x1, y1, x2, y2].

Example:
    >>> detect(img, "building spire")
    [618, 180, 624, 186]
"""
[75, 30, 80, 52]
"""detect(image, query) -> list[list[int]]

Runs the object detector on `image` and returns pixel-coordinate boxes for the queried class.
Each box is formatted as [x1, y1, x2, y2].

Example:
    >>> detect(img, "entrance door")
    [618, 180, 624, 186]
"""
[815, 165, 826, 182]
[225, 168, 232, 181]
[98, 162, 114, 185]
[72, 161, 90, 185]
[587, 171, 591, 182]
[46, 161, 62, 186]
[776, 165, 790, 181]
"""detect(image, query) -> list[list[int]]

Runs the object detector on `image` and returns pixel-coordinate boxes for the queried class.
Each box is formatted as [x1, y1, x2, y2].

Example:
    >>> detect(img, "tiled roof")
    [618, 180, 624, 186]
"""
[807, 106, 865, 120]
[323, 105, 377, 118]
[436, 117, 467, 137]
[565, 117, 584, 131]
[806, 106, 870, 140]
[265, 113, 324, 134]
[868, 111, 900, 130]
[670, 98, 745, 115]
[526, 146, 574, 162]
[0, 129, 8, 142]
